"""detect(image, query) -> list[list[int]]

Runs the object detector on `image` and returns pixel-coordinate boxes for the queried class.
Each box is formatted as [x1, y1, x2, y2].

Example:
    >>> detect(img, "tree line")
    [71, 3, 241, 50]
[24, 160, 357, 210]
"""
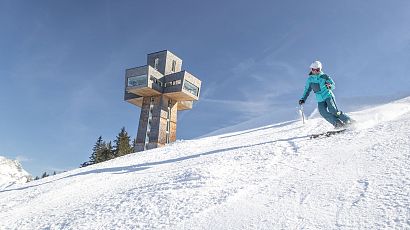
[34, 171, 57, 180]
[80, 127, 136, 167]
[33, 127, 135, 179]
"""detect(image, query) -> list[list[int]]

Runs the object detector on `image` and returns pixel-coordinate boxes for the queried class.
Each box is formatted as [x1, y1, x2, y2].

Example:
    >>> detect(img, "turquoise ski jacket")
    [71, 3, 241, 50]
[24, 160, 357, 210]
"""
[301, 72, 335, 103]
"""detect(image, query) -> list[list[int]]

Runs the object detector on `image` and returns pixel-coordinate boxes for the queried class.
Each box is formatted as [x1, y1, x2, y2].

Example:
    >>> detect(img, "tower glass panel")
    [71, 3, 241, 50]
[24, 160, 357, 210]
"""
[128, 75, 147, 87]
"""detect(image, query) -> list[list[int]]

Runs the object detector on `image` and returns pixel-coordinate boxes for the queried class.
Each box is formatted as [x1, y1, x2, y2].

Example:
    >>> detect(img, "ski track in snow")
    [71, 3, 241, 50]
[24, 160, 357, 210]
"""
[1, 97, 410, 229]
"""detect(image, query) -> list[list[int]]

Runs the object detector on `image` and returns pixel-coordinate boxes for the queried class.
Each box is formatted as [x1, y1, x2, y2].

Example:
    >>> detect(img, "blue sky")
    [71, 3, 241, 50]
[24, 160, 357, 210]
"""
[1, 0, 410, 176]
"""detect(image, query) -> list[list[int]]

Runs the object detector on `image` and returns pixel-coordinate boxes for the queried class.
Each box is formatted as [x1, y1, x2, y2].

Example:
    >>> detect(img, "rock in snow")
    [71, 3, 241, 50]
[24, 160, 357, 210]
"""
[0, 156, 31, 190]
[0, 97, 410, 229]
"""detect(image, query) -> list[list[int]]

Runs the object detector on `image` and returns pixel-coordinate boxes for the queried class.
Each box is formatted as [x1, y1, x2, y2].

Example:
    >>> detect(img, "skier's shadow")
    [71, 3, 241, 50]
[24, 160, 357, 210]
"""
[0, 134, 309, 193]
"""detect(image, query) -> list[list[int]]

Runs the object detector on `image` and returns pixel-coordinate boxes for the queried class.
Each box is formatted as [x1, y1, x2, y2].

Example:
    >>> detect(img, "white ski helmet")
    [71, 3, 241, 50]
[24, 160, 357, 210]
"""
[310, 61, 322, 70]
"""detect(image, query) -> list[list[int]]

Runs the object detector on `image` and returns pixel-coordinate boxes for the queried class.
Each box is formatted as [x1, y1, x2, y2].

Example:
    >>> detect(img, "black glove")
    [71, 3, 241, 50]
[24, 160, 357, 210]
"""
[299, 99, 305, 105]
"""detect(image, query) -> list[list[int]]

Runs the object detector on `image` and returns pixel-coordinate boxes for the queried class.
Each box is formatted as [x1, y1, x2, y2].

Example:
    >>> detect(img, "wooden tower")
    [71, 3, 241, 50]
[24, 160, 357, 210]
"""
[124, 50, 201, 151]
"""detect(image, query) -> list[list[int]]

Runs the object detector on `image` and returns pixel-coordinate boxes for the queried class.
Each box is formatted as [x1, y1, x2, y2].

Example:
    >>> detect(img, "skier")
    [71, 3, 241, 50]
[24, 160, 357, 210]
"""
[299, 61, 354, 129]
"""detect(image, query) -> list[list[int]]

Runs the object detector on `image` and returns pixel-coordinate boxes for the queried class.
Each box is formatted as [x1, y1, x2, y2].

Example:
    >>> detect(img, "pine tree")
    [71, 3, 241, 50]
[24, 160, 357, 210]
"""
[41, 172, 49, 178]
[95, 141, 114, 163]
[34, 176, 39, 180]
[114, 127, 133, 157]
[89, 136, 104, 165]
[104, 141, 114, 160]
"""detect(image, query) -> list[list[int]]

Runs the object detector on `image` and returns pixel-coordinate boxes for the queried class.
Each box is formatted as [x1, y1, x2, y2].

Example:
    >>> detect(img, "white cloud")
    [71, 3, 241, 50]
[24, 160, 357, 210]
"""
[15, 155, 30, 162]
[198, 47, 303, 121]
[201, 97, 289, 119]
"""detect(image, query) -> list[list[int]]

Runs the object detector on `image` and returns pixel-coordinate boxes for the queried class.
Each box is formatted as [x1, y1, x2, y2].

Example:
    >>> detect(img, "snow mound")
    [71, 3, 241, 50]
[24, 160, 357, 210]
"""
[0, 96, 409, 229]
[0, 156, 31, 190]
[351, 96, 410, 130]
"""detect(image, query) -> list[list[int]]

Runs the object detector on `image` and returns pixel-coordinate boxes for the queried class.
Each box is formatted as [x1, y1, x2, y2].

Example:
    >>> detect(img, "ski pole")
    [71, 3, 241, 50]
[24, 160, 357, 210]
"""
[330, 96, 338, 111]
[330, 96, 341, 116]
[299, 104, 305, 124]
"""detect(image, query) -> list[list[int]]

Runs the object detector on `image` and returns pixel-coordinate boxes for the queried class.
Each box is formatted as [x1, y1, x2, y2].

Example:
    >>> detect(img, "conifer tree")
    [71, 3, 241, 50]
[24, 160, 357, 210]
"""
[89, 136, 104, 165]
[104, 141, 114, 160]
[95, 141, 114, 163]
[114, 127, 133, 157]
[41, 172, 49, 178]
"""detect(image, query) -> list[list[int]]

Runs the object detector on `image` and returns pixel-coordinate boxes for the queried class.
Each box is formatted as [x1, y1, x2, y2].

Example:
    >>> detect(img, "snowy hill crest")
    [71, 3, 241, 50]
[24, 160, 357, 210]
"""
[0, 97, 410, 229]
[0, 156, 31, 190]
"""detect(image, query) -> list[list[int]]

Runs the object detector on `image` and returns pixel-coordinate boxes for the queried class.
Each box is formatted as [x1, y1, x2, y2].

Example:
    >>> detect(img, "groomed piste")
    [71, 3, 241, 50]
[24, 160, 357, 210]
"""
[1, 97, 410, 229]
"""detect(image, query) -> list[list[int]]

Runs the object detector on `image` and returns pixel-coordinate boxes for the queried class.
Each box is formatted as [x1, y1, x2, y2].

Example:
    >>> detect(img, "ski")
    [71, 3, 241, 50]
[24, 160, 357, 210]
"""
[310, 129, 347, 139]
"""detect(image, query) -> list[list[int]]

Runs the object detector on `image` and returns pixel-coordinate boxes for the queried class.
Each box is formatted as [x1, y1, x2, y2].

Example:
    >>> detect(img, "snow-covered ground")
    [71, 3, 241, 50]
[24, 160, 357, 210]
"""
[1, 97, 410, 229]
[0, 156, 31, 191]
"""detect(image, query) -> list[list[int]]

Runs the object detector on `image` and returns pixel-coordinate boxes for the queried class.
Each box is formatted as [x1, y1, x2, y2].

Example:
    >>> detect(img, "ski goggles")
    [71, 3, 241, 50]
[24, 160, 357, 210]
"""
[311, 68, 320, 72]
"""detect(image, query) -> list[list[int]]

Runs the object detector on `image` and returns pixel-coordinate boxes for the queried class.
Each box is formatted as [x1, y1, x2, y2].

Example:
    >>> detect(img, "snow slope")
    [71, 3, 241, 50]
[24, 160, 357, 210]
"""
[0, 156, 31, 190]
[1, 97, 410, 229]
